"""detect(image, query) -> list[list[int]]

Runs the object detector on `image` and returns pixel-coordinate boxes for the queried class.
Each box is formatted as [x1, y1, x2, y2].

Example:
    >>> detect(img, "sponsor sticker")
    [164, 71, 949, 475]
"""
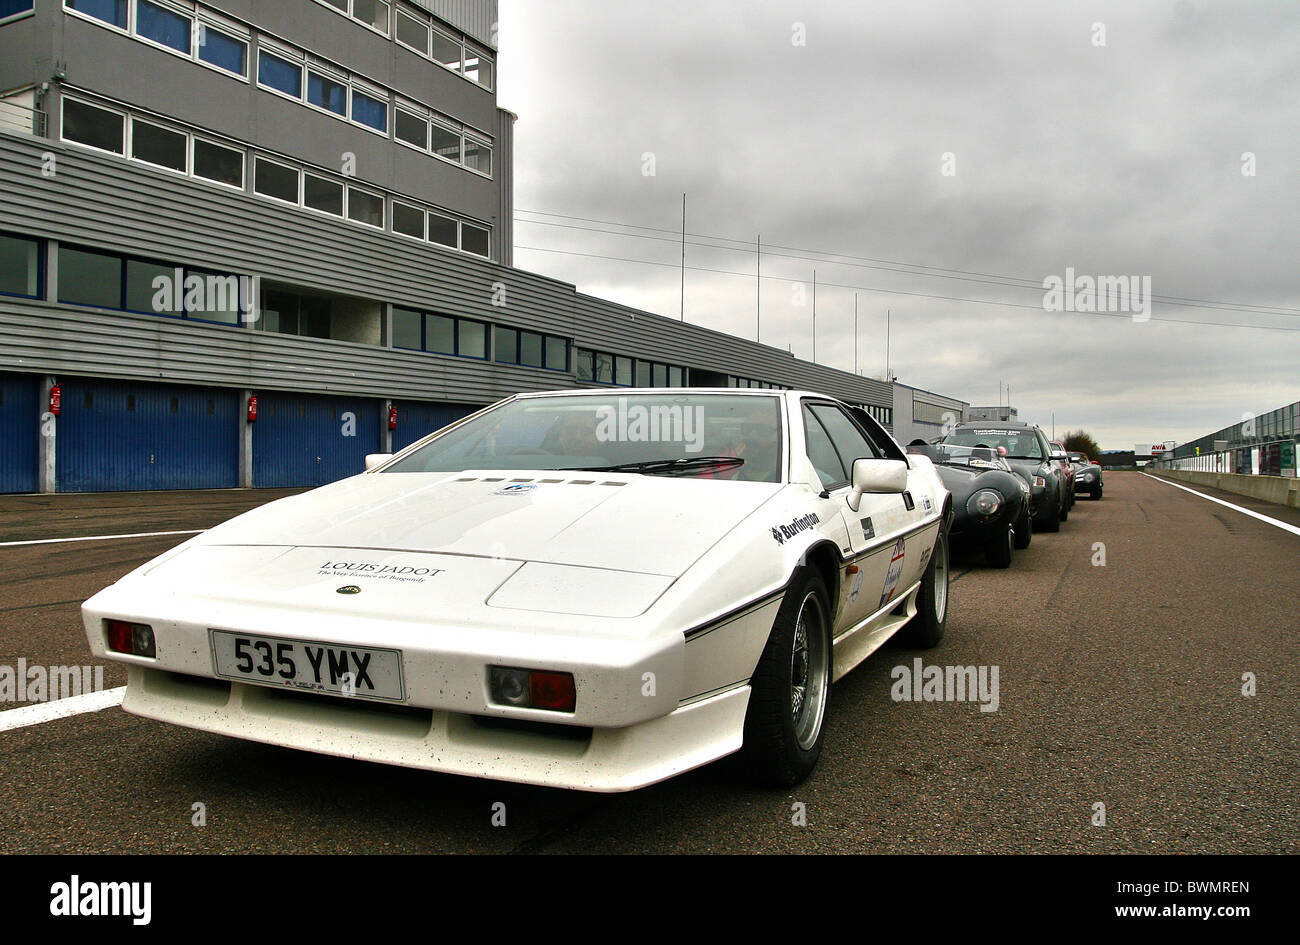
[770, 511, 821, 545]
[879, 538, 906, 608]
[920, 495, 934, 512]
[860, 517, 875, 539]
[493, 483, 538, 496]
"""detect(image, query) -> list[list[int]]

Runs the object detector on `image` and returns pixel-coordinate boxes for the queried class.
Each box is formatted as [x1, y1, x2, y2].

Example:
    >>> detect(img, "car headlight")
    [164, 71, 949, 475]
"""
[968, 489, 1002, 517]
[1079, 471, 1094, 481]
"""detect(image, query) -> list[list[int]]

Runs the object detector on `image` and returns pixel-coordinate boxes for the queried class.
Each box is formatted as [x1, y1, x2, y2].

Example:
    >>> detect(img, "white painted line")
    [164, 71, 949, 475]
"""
[0, 686, 126, 733]
[0, 529, 203, 548]
[1142, 474, 1300, 537]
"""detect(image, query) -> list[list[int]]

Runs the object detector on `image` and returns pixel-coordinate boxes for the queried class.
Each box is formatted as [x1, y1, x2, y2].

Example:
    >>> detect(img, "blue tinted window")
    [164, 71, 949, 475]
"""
[1, 1, 35, 20]
[198, 26, 246, 75]
[66, 0, 126, 29]
[351, 91, 387, 132]
[258, 50, 301, 98]
[308, 73, 347, 116]
[137, 0, 190, 53]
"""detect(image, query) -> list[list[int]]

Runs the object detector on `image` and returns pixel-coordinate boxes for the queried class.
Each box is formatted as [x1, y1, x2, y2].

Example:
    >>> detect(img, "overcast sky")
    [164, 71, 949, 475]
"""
[497, 0, 1299, 449]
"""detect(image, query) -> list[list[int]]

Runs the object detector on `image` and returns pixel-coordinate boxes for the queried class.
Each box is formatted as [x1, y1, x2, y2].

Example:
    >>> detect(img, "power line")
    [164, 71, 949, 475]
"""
[512, 243, 1300, 333]
[514, 208, 1300, 319]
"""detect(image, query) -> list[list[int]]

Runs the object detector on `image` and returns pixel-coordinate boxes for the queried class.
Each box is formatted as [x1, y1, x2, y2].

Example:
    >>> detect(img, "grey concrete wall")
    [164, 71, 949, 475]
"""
[1151, 469, 1300, 509]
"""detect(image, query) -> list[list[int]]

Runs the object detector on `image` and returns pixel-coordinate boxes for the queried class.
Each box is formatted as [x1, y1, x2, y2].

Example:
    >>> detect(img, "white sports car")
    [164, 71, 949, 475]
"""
[83, 389, 952, 791]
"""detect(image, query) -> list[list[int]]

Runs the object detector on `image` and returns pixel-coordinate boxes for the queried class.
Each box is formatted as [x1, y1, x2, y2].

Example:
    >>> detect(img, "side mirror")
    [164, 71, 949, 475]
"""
[365, 453, 393, 471]
[847, 458, 908, 511]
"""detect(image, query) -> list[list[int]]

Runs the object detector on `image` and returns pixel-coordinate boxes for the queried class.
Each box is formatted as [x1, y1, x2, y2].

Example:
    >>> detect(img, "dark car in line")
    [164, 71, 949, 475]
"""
[940, 422, 1068, 533]
[907, 441, 1031, 567]
[1068, 451, 1104, 500]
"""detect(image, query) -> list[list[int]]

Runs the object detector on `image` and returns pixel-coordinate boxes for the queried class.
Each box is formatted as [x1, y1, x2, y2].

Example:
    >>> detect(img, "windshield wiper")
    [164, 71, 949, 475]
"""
[577, 456, 745, 476]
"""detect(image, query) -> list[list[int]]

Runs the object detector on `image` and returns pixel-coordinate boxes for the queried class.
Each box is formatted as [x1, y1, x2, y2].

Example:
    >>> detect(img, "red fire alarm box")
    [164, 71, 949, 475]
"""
[247, 395, 258, 422]
[49, 385, 61, 416]
[388, 406, 398, 430]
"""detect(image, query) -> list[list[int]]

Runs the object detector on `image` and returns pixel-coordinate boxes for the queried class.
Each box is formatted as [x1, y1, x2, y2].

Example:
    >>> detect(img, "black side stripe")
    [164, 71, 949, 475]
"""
[683, 589, 786, 641]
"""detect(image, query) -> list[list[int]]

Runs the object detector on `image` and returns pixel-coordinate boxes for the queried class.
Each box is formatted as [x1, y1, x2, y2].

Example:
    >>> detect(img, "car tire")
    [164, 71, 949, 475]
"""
[1014, 505, 1032, 549]
[1060, 491, 1070, 522]
[741, 567, 833, 787]
[1091, 485, 1103, 500]
[985, 521, 1013, 569]
[899, 527, 949, 648]
[1038, 490, 1061, 533]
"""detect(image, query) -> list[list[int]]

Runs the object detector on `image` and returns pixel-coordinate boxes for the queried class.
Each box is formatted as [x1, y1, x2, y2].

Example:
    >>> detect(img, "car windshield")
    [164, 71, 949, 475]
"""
[383, 392, 784, 483]
[918, 443, 1008, 469]
[943, 429, 1045, 460]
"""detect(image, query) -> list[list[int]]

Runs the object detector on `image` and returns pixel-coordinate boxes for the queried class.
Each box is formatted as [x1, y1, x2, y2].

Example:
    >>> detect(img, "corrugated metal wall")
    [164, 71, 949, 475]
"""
[252, 391, 381, 488]
[0, 372, 39, 494]
[55, 378, 240, 492]
[391, 399, 477, 452]
[0, 133, 896, 410]
[414, 0, 498, 48]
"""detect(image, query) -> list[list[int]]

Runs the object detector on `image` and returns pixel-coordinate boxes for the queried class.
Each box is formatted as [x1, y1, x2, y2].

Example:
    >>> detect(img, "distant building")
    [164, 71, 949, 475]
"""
[965, 405, 1018, 423]
[1155, 401, 1299, 477]
[890, 383, 968, 445]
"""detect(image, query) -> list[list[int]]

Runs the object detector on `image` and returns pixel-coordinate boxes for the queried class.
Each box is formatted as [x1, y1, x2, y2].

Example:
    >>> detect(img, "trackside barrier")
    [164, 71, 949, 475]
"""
[1149, 470, 1300, 509]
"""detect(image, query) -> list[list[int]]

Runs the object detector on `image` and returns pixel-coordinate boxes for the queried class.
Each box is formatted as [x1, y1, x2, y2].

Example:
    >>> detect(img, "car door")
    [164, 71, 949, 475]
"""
[800, 400, 922, 631]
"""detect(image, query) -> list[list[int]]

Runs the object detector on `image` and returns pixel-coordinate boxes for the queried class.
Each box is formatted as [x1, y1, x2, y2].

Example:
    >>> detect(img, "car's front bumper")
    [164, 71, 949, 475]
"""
[118, 664, 751, 792]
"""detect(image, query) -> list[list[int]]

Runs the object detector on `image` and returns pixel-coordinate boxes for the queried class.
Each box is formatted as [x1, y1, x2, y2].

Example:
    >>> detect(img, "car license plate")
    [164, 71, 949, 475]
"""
[209, 630, 404, 702]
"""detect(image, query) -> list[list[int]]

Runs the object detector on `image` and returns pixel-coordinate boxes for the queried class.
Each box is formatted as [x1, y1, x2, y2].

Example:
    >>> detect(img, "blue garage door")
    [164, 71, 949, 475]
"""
[0, 373, 39, 494]
[57, 379, 240, 492]
[391, 400, 478, 453]
[253, 392, 380, 488]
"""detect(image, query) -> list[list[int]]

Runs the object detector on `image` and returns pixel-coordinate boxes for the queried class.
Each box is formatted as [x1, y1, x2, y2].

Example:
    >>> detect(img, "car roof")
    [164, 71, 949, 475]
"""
[954, 421, 1040, 431]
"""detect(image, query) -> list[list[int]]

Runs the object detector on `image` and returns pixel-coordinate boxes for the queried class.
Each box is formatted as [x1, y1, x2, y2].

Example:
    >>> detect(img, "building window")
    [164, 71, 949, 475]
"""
[575, 348, 595, 382]
[58, 246, 122, 308]
[395, 108, 428, 149]
[391, 307, 421, 350]
[391, 201, 424, 239]
[636, 360, 651, 387]
[0, 234, 41, 299]
[461, 223, 490, 257]
[431, 26, 460, 67]
[419, 313, 451, 354]
[65, 0, 127, 30]
[136, 0, 190, 54]
[669, 366, 684, 386]
[61, 97, 125, 154]
[124, 259, 180, 315]
[254, 156, 300, 203]
[463, 137, 491, 175]
[457, 320, 487, 359]
[519, 331, 544, 368]
[307, 70, 348, 116]
[1, 1, 35, 23]
[351, 88, 387, 132]
[462, 45, 493, 89]
[494, 326, 518, 364]
[198, 23, 247, 75]
[130, 118, 187, 172]
[258, 49, 302, 98]
[193, 137, 244, 188]
[428, 212, 457, 248]
[615, 356, 633, 386]
[430, 121, 461, 162]
[352, 0, 388, 33]
[347, 187, 384, 227]
[394, 8, 427, 53]
[595, 352, 614, 385]
[303, 173, 344, 216]
[546, 336, 568, 372]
